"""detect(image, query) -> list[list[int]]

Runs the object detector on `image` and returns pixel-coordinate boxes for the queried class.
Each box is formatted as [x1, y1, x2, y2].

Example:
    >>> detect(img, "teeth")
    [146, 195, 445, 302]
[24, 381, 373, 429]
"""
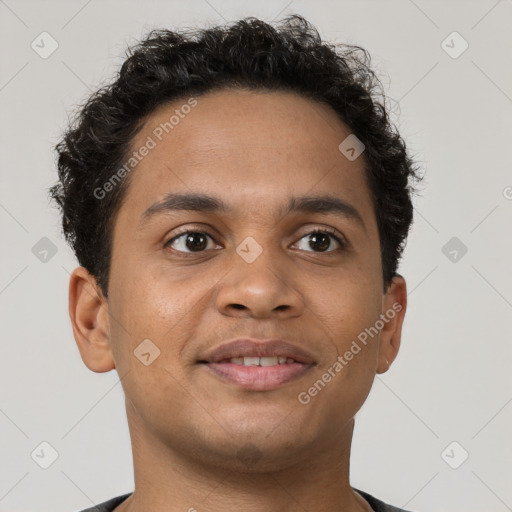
[227, 356, 296, 366]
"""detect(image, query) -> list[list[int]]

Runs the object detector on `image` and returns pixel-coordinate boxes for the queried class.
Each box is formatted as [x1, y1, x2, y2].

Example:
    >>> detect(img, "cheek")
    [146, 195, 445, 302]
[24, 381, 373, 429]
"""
[305, 265, 382, 397]
[106, 266, 197, 418]
[312, 265, 382, 339]
[110, 256, 186, 330]
[108, 258, 216, 369]
[298, 286, 381, 425]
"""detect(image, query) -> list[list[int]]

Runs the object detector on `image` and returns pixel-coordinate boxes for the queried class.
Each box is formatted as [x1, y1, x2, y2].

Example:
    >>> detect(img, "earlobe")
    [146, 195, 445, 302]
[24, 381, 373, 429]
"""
[69, 267, 115, 373]
[376, 274, 407, 374]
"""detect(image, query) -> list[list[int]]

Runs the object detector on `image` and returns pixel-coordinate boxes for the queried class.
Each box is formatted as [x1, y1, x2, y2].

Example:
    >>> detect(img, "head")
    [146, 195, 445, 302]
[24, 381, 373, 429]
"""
[50, 15, 421, 472]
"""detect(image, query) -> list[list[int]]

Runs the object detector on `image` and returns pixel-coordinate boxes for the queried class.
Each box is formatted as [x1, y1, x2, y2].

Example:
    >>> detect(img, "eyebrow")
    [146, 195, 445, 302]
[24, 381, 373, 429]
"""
[138, 192, 366, 232]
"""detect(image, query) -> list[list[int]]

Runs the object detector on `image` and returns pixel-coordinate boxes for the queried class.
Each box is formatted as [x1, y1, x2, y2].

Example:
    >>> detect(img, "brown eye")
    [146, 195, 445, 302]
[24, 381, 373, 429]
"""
[165, 230, 217, 253]
[295, 229, 345, 253]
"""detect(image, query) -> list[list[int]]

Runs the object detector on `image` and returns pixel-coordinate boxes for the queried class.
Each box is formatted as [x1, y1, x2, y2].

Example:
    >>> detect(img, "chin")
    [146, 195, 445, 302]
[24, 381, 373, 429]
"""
[199, 437, 313, 473]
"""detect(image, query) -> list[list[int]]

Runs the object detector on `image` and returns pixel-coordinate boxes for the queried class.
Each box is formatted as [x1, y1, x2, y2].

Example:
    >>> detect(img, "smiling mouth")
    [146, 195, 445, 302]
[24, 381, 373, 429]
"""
[198, 359, 314, 390]
[197, 337, 316, 390]
[201, 356, 300, 366]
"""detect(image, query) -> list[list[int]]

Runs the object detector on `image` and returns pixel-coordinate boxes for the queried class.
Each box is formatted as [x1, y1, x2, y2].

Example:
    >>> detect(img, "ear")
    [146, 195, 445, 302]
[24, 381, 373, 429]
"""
[376, 274, 407, 374]
[69, 267, 116, 373]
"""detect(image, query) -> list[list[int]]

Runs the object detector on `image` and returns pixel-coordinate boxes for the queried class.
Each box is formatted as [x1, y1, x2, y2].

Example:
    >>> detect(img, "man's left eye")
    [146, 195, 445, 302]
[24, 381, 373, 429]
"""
[294, 230, 345, 253]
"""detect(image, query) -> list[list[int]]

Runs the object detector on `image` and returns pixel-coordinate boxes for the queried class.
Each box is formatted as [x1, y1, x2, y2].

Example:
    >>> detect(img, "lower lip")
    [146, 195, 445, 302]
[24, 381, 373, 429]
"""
[203, 362, 313, 391]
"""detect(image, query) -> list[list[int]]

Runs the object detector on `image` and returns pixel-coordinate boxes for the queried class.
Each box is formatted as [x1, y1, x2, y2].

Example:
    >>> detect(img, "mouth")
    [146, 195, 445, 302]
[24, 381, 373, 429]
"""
[197, 338, 316, 391]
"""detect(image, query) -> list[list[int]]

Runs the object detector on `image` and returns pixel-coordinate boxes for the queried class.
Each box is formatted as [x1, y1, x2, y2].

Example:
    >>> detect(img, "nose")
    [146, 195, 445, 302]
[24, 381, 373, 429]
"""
[215, 247, 305, 320]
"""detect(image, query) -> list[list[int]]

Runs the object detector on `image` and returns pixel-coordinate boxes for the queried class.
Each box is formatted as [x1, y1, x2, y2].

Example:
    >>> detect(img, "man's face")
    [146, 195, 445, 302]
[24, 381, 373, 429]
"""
[102, 89, 403, 470]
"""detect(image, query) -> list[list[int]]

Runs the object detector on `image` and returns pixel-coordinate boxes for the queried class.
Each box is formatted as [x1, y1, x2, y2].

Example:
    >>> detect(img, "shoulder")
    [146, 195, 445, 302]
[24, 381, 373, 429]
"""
[355, 488, 417, 512]
[75, 492, 133, 512]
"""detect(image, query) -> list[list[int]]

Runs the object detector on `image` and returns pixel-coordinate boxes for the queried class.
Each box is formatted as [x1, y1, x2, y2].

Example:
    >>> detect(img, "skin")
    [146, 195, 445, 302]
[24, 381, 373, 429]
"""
[69, 88, 407, 512]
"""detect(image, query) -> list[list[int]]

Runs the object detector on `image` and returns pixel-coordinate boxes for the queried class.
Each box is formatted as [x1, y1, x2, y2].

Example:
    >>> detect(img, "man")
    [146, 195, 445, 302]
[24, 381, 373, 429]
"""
[50, 14, 422, 512]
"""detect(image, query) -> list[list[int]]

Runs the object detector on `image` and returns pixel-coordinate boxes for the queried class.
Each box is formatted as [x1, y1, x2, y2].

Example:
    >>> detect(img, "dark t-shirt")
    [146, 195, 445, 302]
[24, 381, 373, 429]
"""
[76, 489, 415, 511]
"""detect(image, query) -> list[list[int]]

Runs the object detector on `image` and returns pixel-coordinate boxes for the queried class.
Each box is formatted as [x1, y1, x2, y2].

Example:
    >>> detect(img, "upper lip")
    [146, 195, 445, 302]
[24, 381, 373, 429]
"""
[199, 338, 316, 365]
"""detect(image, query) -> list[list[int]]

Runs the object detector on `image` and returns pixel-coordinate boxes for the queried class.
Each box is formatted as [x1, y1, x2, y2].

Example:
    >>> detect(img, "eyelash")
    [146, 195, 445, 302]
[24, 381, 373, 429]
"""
[163, 227, 347, 254]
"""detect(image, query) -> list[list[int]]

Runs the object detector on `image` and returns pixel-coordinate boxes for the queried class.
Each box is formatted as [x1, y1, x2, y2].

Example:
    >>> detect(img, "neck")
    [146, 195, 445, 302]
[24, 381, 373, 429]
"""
[116, 400, 369, 512]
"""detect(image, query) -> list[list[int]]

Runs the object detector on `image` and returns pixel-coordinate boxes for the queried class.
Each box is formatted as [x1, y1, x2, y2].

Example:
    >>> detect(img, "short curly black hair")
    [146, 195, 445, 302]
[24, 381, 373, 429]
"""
[50, 14, 422, 298]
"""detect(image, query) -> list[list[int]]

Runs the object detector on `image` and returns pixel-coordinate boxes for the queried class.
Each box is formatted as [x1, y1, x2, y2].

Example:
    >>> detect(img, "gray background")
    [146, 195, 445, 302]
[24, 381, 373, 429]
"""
[1, 0, 511, 511]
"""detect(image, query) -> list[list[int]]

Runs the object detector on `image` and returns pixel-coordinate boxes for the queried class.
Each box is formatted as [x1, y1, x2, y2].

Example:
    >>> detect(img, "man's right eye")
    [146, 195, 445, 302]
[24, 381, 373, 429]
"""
[164, 230, 220, 253]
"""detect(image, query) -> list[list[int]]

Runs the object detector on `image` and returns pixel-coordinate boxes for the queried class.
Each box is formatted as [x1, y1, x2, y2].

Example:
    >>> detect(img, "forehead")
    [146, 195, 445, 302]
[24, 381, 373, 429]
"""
[117, 88, 375, 229]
